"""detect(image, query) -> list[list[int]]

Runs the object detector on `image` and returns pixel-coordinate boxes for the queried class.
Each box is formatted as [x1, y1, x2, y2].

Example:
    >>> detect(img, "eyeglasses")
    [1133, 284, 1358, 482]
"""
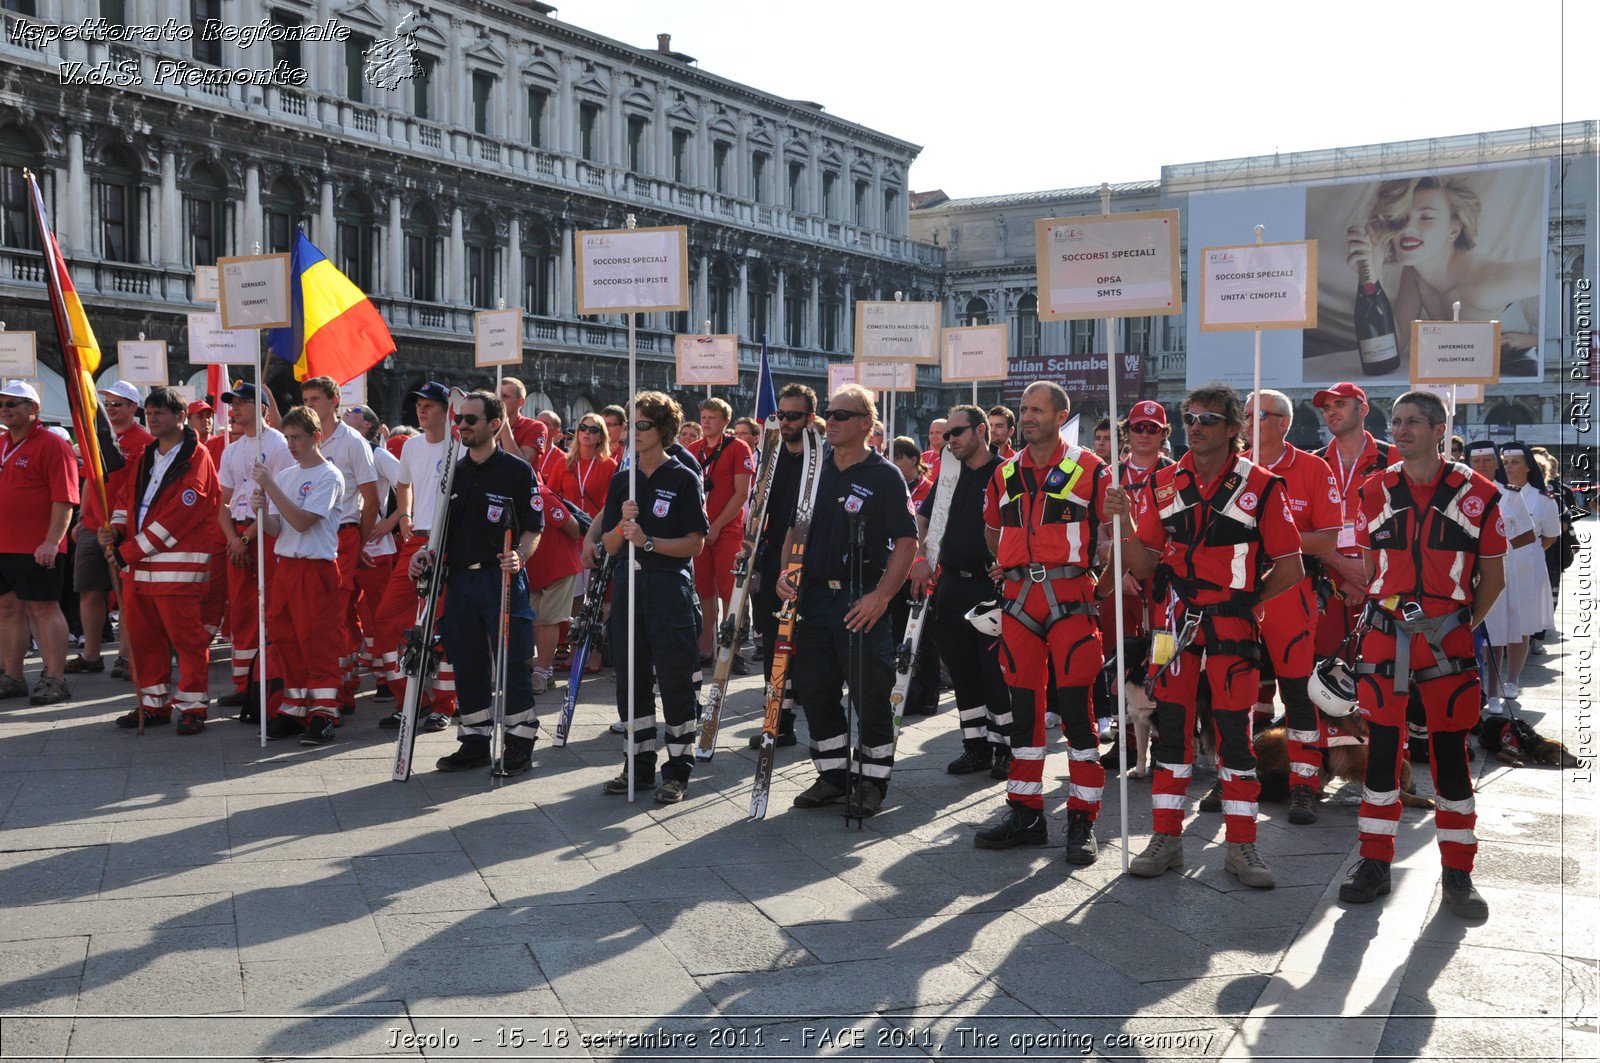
[103, 400, 133, 410]
[633, 421, 658, 433]
[777, 411, 809, 423]
[1183, 412, 1227, 428]
[1130, 422, 1164, 435]
[1254, 410, 1285, 421]
[0, 400, 28, 410]
[452, 414, 483, 427]
[944, 423, 974, 438]
[577, 424, 603, 434]
[823, 409, 867, 423]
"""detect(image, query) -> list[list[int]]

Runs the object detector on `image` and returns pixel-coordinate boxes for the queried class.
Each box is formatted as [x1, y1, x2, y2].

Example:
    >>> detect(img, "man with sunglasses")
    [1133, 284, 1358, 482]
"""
[746, 383, 818, 750]
[71, 380, 152, 680]
[0, 381, 79, 705]
[910, 404, 1009, 780]
[598, 391, 707, 802]
[778, 384, 917, 818]
[1314, 382, 1396, 659]
[411, 390, 542, 775]
[1105, 384, 1303, 888]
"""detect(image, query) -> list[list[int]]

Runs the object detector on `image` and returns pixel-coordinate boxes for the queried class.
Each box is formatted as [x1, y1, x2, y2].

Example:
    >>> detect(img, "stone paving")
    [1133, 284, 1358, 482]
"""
[0, 566, 1594, 1061]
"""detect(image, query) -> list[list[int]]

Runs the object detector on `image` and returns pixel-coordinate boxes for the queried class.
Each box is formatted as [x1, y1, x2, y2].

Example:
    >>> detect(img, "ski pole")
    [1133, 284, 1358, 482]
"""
[489, 525, 513, 781]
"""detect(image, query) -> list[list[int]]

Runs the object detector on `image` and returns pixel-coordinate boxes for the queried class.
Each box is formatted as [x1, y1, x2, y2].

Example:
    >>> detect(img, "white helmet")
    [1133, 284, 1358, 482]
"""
[966, 599, 1003, 638]
[1309, 656, 1358, 717]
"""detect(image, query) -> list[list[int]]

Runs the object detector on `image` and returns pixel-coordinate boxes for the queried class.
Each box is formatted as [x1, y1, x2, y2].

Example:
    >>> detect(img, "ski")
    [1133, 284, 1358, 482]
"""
[553, 549, 617, 746]
[890, 444, 960, 737]
[391, 389, 464, 782]
[697, 413, 784, 760]
[749, 425, 825, 819]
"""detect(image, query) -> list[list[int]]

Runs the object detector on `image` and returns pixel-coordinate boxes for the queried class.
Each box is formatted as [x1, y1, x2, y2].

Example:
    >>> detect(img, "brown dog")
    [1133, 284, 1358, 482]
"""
[1479, 717, 1581, 768]
[1254, 714, 1434, 809]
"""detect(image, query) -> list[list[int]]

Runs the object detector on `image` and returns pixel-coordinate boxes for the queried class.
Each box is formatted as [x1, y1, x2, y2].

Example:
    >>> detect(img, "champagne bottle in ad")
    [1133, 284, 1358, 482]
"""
[1354, 258, 1401, 375]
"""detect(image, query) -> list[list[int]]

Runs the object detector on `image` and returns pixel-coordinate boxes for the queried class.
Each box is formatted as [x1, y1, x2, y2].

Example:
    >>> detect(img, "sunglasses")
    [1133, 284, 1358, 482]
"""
[452, 414, 483, 426]
[1130, 421, 1164, 435]
[823, 409, 867, 423]
[103, 399, 134, 409]
[633, 421, 658, 433]
[577, 424, 603, 434]
[1183, 412, 1227, 428]
[0, 399, 29, 410]
[777, 411, 809, 423]
[1254, 410, 1284, 421]
[944, 423, 975, 438]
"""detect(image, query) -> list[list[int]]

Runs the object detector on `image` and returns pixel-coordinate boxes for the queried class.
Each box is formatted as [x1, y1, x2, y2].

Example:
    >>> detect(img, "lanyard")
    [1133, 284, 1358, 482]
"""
[0, 427, 37, 471]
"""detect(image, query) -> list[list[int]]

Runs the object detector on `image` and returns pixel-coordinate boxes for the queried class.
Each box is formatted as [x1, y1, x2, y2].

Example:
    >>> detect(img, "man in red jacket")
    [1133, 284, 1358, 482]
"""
[99, 387, 222, 734]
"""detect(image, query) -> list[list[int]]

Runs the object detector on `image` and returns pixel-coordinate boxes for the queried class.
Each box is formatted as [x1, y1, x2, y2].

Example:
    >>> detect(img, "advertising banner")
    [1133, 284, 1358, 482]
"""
[1003, 351, 1145, 407]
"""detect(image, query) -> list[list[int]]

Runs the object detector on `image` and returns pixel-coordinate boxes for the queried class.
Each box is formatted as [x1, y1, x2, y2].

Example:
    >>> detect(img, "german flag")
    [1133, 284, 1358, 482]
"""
[267, 229, 395, 383]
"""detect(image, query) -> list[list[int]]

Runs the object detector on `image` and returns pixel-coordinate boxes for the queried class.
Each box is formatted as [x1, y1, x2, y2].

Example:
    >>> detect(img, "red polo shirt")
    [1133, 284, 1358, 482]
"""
[0, 424, 80, 553]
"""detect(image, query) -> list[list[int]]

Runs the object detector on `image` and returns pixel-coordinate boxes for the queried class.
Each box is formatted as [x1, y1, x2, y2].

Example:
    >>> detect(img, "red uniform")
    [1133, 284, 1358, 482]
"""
[688, 432, 754, 603]
[198, 433, 230, 636]
[1318, 432, 1397, 656]
[1354, 460, 1505, 872]
[553, 454, 617, 517]
[0, 424, 80, 554]
[109, 431, 221, 722]
[1245, 443, 1343, 792]
[984, 442, 1109, 818]
[1133, 452, 1301, 843]
[80, 423, 153, 533]
[527, 487, 583, 590]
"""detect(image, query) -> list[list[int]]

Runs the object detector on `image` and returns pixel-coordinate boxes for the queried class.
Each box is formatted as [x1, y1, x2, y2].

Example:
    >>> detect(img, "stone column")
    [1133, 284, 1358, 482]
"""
[806, 273, 819, 347]
[318, 177, 335, 248]
[446, 204, 464, 303]
[64, 128, 87, 255]
[774, 268, 787, 348]
[557, 222, 574, 316]
[507, 215, 523, 312]
[696, 254, 710, 330]
[736, 258, 749, 340]
[242, 164, 261, 254]
[159, 145, 180, 265]
[386, 193, 403, 297]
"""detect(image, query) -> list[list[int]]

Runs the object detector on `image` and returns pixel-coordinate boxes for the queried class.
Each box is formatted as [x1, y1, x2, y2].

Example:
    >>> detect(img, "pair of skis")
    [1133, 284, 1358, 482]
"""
[696, 413, 785, 760]
[748, 425, 825, 819]
[552, 549, 618, 746]
[391, 389, 465, 782]
[888, 445, 960, 737]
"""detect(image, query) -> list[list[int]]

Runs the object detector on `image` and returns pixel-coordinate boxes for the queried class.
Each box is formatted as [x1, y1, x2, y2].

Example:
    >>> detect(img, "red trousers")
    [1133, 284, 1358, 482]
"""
[266, 557, 342, 722]
[693, 522, 743, 604]
[334, 525, 362, 701]
[368, 536, 456, 714]
[200, 554, 228, 636]
[1257, 578, 1323, 792]
[354, 552, 396, 675]
[997, 574, 1103, 818]
[122, 584, 210, 719]
[224, 527, 277, 691]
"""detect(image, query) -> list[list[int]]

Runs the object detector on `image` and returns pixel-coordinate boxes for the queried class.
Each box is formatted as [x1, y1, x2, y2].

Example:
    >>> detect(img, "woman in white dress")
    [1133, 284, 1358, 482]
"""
[1499, 442, 1561, 697]
[1465, 442, 1535, 715]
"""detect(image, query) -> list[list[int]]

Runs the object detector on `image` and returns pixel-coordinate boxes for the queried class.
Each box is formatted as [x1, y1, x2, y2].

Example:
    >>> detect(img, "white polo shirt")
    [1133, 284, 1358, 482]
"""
[270, 460, 344, 561]
[218, 427, 293, 520]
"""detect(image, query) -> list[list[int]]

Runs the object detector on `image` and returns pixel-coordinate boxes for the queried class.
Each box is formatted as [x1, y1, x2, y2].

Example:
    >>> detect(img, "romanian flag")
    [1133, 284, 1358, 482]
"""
[25, 170, 122, 516]
[267, 229, 395, 383]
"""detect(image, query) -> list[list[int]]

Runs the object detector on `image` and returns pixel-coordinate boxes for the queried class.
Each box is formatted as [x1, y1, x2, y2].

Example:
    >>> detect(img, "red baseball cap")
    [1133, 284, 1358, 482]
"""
[1129, 400, 1168, 427]
[1313, 382, 1368, 408]
[186, 400, 214, 416]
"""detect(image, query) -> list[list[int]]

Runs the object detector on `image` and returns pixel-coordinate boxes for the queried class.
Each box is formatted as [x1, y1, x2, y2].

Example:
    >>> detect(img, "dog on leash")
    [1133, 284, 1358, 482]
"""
[1254, 712, 1434, 808]
[1479, 716, 1580, 768]
[1108, 634, 1215, 779]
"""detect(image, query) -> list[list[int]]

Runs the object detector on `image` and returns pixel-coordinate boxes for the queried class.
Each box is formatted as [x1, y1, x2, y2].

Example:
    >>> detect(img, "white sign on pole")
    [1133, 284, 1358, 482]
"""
[217, 254, 293, 330]
[116, 340, 168, 386]
[1059, 413, 1080, 448]
[855, 300, 940, 364]
[674, 334, 740, 386]
[853, 360, 916, 393]
[340, 373, 368, 409]
[940, 324, 1009, 382]
[1198, 240, 1318, 332]
[474, 308, 523, 368]
[826, 362, 856, 397]
[1035, 210, 1182, 321]
[1409, 320, 1502, 387]
[1415, 382, 1485, 412]
[0, 331, 38, 378]
[187, 313, 260, 365]
[194, 265, 219, 302]
[170, 385, 197, 405]
[575, 226, 690, 315]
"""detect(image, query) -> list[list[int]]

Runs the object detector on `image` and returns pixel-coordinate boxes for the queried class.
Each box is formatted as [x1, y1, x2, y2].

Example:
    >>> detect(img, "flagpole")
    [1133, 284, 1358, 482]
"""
[625, 214, 638, 803]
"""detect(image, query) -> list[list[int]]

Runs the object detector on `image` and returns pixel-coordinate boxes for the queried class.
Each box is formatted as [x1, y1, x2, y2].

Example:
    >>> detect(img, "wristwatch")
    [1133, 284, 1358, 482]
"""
[239, 534, 253, 547]
[643, 536, 656, 553]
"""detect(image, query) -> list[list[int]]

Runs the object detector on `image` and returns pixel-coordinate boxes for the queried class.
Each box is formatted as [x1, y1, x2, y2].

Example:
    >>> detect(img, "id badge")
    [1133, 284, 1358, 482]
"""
[1337, 521, 1356, 550]
[1152, 630, 1177, 668]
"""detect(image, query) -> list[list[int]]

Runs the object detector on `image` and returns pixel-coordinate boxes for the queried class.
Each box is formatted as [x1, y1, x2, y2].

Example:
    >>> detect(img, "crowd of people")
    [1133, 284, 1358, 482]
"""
[0, 368, 1584, 916]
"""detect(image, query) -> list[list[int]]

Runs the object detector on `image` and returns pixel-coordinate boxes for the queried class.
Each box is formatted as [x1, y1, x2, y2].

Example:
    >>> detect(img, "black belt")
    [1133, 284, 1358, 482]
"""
[1003, 563, 1088, 583]
[339, 521, 359, 530]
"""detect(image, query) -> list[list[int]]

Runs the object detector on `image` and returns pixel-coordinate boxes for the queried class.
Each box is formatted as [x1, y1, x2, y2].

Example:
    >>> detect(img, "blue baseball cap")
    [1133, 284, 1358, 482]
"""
[412, 381, 449, 404]
[221, 381, 258, 403]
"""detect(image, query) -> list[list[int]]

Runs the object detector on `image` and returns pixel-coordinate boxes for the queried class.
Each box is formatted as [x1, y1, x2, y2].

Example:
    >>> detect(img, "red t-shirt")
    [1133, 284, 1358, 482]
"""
[1324, 432, 1396, 554]
[526, 485, 582, 589]
[1356, 462, 1507, 612]
[554, 454, 617, 516]
[508, 415, 546, 460]
[0, 424, 81, 553]
[688, 433, 755, 531]
[538, 445, 566, 486]
[908, 472, 933, 514]
[81, 422, 153, 531]
[1247, 444, 1342, 536]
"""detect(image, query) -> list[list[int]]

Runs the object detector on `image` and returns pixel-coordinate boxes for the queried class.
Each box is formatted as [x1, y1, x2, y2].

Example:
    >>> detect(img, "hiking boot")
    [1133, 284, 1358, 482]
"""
[1198, 780, 1223, 813]
[1127, 833, 1184, 878]
[109, 657, 130, 680]
[217, 688, 248, 708]
[64, 655, 104, 674]
[1288, 786, 1319, 825]
[1225, 842, 1276, 889]
[655, 779, 688, 804]
[436, 744, 491, 772]
[420, 711, 450, 733]
[0, 673, 27, 699]
[946, 747, 992, 775]
[28, 675, 70, 706]
[379, 710, 403, 729]
[301, 715, 337, 746]
[115, 708, 170, 729]
[989, 748, 1014, 780]
[602, 771, 654, 795]
[1441, 868, 1489, 918]
[974, 805, 1048, 849]
[748, 731, 797, 749]
[175, 710, 206, 736]
[1339, 857, 1392, 904]
[792, 778, 848, 808]
[498, 747, 533, 777]
[265, 715, 303, 740]
[1063, 811, 1099, 865]
[530, 669, 550, 695]
[371, 682, 397, 704]
[842, 781, 886, 819]
[730, 655, 751, 676]
[237, 702, 260, 724]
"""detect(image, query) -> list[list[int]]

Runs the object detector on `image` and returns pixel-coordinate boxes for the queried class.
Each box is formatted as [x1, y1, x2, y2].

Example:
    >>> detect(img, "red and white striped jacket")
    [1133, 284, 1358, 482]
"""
[110, 428, 222, 595]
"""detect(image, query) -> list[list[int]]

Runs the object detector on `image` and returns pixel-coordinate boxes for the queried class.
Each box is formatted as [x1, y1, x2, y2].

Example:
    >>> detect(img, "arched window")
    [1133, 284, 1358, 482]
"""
[183, 161, 226, 266]
[746, 263, 771, 342]
[94, 145, 141, 263]
[1016, 293, 1040, 360]
[708, 261, 735, 334]
[784, 277, 807, 348]
[261, 176, 305, 254]
[405, 203, 442, 301]
[335, 191, 377, 291]
[464, 215, 496, 309]
[0, 125, 44, 251]
[963, 296, 989, 326]
[819, 282, 842, 352]
[522, 224, 554, 316]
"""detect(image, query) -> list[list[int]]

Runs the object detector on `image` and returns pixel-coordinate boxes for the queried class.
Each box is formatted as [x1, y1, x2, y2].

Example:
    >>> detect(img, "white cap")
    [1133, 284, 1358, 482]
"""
[96, 379, 141, 404]
[47, 426, 71, 443]
[0, 379, 41, 404]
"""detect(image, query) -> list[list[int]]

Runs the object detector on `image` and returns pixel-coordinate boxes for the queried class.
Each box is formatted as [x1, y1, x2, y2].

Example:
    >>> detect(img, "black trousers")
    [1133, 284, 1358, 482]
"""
[440, 567, 537, 753]
[793, 585, 896, 791]
[931, 574, 1010, 752]
[608, 568, 701, 784]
